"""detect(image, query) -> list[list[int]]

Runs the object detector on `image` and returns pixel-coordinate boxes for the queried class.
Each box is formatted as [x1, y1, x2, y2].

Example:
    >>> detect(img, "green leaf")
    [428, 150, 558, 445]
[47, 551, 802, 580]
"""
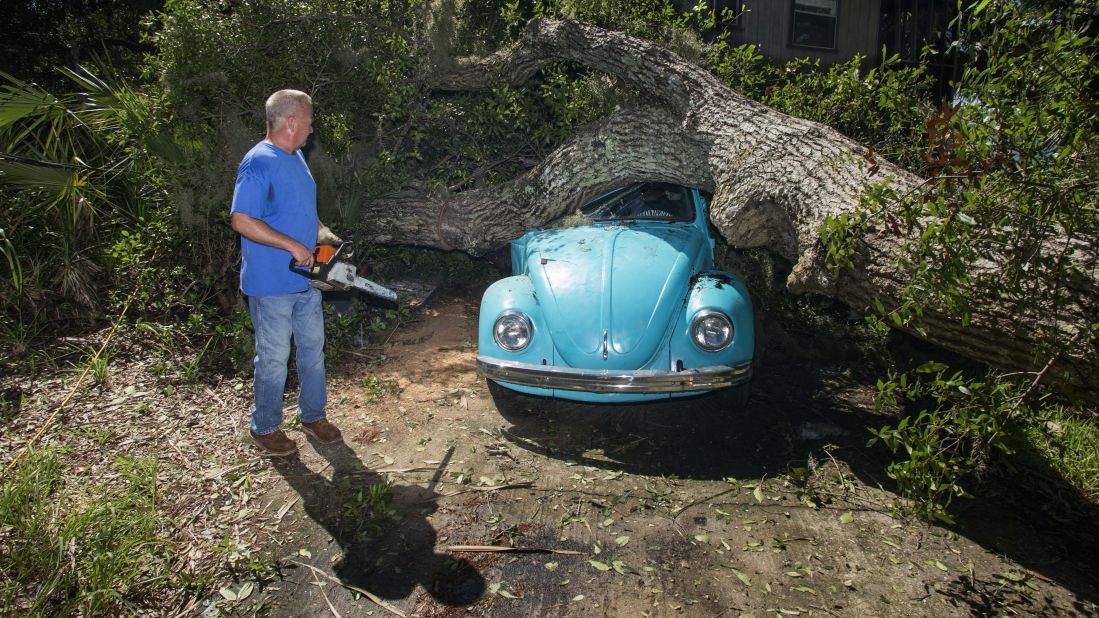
[752, 486, 764, 503]
[724, 565, 752, 586]
[839, 511, 854, 524]
[612, 559, 638, 575]
[925, 559, 949, 572]
[589, 560, 611, 572]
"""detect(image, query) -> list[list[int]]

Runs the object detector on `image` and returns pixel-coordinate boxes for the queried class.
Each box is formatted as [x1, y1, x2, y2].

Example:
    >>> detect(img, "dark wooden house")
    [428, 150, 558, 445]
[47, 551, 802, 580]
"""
[689, 0, 958, 78]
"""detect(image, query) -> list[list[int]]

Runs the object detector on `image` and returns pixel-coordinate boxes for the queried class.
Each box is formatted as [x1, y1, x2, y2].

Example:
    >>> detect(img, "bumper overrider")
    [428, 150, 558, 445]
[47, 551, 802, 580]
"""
[476, 356, 753, 394]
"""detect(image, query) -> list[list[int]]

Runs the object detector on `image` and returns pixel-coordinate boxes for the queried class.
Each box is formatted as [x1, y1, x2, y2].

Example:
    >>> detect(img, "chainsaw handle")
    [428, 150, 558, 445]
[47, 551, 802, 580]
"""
[289, 242, 353, 281]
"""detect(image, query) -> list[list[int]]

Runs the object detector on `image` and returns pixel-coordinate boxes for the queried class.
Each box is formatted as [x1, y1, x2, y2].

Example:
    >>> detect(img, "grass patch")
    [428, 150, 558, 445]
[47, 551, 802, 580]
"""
[0, 448, 192, 615]
[1026, 406, 1099, 501]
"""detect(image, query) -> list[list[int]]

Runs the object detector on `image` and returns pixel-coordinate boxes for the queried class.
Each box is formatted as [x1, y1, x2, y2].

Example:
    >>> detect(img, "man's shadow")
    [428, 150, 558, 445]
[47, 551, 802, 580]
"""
[272, 440, 484, 607]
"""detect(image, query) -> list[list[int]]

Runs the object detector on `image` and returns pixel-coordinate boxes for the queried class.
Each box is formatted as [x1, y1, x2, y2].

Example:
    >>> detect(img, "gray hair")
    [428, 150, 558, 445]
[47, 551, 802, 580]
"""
[265, 89, 312, 132]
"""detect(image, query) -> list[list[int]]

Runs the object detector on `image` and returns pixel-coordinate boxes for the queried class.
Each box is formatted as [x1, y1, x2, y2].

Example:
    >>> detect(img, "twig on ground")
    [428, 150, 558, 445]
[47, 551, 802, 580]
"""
[275, 496, 300, 523]
[291, 560, 406, 617]
[431, 481, 533, 499]
[313, 569, 344, 618]
[203, 461, 252, 481]
[672, 486, 741, 516]
[447, 545, 583, 555]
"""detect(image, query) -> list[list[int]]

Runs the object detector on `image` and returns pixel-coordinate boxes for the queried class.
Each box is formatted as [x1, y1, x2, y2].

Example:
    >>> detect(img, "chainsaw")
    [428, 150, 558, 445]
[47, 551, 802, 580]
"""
[289, 242, 398, 308]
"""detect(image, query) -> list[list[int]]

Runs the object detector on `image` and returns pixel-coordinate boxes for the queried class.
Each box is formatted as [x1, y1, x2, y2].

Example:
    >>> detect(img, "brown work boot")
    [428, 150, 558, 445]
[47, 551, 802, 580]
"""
[250, 429, 298, 457]
[301, 418, 343, 444]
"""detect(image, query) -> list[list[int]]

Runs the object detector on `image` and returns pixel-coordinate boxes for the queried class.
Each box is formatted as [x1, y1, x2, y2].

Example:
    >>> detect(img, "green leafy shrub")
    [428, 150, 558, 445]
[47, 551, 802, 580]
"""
[0, 65, 175, 315]
[335, 475, 395, 543]
[868, 363, 1025, 522]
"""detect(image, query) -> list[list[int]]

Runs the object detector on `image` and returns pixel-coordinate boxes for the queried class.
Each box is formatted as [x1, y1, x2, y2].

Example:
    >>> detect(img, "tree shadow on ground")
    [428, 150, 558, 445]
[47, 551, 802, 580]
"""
[490, 355, 885, 483]
[942, 442, 1099, 613]
[271, 440, 484, 609]
[489, 318, 1099, 609]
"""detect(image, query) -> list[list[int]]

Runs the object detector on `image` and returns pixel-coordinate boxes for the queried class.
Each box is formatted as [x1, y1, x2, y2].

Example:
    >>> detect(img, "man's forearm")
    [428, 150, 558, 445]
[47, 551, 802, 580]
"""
[231, 212, 314, 265]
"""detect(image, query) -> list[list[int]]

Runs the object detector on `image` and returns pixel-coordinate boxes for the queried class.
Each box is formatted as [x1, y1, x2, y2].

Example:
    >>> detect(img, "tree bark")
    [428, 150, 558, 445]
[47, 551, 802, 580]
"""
[354, 18, 1098, 398]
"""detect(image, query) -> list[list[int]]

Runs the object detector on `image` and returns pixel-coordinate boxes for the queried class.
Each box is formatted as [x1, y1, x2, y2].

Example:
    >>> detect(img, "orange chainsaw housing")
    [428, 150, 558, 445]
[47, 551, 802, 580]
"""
[314, 244, 338, 264]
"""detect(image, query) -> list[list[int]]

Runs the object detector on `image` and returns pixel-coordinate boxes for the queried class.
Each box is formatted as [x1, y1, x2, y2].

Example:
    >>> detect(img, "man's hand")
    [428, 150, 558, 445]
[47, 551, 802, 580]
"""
[317, 223, 343, 247]
[288, 241, 314, 267]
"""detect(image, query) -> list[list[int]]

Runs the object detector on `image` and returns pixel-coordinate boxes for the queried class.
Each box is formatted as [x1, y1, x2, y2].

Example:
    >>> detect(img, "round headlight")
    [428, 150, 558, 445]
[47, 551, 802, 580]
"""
[493, 311, 533, 352]
[691, 310, 733, 352]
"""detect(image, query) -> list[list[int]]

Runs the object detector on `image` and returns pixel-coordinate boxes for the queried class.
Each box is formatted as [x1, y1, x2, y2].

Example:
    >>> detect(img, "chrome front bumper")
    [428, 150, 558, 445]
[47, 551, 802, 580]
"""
[476, 356, 753, 394]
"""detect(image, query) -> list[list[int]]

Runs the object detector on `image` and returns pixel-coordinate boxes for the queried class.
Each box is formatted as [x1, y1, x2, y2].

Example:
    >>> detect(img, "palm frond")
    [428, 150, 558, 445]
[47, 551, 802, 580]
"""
[0, 71, 61, 130]
[0, 157, 78, 191]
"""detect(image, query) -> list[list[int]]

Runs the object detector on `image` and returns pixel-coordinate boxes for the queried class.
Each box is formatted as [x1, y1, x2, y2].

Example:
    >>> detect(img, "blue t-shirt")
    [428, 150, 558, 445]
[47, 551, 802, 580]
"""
[230, 142, 318, 296]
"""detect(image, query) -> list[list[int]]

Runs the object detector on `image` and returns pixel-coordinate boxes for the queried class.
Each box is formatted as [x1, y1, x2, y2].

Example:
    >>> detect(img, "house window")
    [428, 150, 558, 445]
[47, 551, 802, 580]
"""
[791, 0, 838, 49]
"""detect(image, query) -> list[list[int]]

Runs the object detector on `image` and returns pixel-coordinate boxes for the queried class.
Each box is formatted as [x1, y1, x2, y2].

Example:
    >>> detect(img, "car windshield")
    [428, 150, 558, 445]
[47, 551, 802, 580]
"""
[581, 182, 695, 222]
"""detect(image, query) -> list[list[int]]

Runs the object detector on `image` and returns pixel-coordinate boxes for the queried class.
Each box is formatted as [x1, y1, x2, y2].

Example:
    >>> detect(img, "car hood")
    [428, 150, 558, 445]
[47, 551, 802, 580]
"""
[521, 224, 705, 369]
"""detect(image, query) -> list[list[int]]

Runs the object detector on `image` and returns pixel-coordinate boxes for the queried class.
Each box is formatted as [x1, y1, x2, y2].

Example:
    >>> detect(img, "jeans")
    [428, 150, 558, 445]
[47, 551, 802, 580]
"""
[248, 288, 327, 435]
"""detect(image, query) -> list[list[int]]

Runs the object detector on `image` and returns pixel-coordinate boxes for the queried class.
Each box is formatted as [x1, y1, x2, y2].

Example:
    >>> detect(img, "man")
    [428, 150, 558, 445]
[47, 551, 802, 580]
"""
[230, 89, 344, 456]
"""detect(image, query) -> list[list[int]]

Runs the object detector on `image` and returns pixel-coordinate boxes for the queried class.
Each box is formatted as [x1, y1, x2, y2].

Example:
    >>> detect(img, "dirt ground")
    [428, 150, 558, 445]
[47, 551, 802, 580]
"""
[189, 284, 1099, 618]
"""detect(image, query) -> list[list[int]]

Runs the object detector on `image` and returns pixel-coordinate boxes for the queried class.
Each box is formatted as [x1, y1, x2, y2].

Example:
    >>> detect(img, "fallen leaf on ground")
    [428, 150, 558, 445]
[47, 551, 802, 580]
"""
[590, 560, 611, 571]
[612, 560, 638, 575]
[722, 565, 752, 587]
[926, 559, 949, 572]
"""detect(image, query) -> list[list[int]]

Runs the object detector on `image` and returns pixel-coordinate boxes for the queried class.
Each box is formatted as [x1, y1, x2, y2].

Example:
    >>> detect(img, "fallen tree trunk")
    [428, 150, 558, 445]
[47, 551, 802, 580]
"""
[353, 18, 1098, 398]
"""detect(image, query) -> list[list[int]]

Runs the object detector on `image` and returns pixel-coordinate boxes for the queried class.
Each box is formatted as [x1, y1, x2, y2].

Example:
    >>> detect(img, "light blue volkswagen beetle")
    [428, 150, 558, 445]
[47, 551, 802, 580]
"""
[476, 181, 755, 403]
